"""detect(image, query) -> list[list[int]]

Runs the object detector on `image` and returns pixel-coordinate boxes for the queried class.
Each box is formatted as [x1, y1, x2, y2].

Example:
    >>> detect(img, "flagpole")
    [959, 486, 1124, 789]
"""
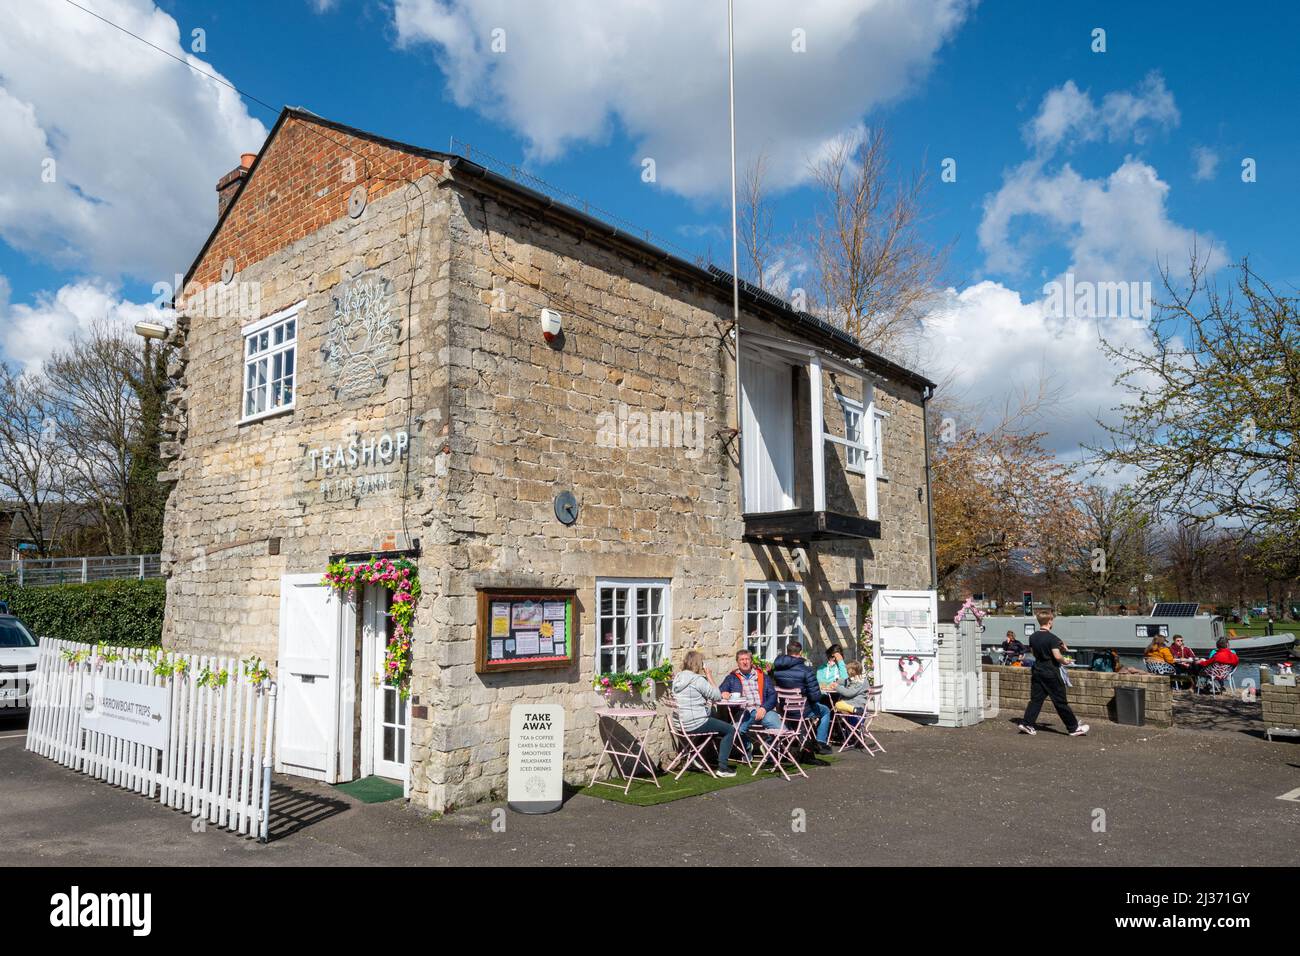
[728, 0, 744, 508]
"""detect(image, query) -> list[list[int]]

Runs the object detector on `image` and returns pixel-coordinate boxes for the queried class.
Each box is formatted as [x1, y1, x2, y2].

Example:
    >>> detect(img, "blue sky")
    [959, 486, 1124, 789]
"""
[1, 0, 1296, 454]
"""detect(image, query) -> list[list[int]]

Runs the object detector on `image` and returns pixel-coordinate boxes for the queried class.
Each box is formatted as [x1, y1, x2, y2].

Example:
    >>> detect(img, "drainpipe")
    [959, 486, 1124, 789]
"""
[922, 385, 938, 592]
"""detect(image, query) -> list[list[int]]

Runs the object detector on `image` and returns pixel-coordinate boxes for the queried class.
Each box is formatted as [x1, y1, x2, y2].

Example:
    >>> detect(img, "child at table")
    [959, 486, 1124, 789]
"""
[834, 661, 871, 719]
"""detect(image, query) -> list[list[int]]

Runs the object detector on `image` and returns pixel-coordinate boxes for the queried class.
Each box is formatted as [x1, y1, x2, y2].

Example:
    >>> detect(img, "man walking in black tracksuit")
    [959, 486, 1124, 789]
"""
[1018, 609, 1090, 736]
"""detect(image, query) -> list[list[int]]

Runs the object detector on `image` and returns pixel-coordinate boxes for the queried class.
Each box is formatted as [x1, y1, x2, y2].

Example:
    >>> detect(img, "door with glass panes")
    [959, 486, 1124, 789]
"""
[363, 585, 407, 780]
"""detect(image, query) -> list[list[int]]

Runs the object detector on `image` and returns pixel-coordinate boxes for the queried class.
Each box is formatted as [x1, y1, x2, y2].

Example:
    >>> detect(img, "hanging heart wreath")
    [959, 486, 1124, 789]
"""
[898, 655, 924, 684]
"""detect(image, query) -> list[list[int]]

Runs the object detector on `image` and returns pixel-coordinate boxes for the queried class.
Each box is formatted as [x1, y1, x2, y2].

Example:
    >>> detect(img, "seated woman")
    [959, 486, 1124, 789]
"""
[670, 650, 737, 777]
[816, 644, 848, 689]
[1143, 635, 1177, 676]
[1001, 630, 1026, 664]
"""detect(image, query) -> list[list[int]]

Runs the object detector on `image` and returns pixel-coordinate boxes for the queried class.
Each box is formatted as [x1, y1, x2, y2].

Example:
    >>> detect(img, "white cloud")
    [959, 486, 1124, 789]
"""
[929, 71, 1217, 462]
[0, 276, 169, 372]
[1191, 145, 1219, 181]
[1024, 73, 1179, 154]
[393, 0, 971, 197]
[0, 0, 268, 283]
[979, 157, 1226, 283]
[921, 281, 1156, 457]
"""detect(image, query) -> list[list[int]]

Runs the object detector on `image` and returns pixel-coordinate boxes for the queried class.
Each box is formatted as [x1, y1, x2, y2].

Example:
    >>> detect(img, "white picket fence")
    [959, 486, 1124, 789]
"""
[25, 637, 277, 842]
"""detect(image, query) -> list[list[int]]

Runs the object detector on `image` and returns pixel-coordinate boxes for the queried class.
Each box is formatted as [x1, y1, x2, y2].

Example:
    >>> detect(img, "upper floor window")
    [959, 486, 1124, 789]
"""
[596, 578, 670, 673]
[836, 395, 868, 474]
[242, 303, 301, 422]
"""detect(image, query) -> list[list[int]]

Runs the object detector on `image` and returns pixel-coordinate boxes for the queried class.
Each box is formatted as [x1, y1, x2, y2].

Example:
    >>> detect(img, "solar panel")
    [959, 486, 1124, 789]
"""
[1151, 602, 1199, 617]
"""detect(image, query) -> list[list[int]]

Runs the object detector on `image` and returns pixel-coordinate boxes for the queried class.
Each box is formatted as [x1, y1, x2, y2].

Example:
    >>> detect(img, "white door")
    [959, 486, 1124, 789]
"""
[276, 574, 347, 782]
[741, 354, 794, 513]
[362, 586, 408, 781]
[873, 589, 940, 715]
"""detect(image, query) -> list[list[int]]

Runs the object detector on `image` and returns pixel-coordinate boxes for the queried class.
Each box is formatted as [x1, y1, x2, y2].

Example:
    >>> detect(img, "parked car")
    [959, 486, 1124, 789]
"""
[0, 615, 39, 714]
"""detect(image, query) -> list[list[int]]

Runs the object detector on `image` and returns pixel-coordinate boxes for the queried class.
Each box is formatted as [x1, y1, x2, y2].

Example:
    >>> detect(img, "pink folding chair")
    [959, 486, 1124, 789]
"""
[752, 693, 808, 781]
[774, 687, 816, 751]
[830, 686, 885, 755]
[662, 700, 719, 780]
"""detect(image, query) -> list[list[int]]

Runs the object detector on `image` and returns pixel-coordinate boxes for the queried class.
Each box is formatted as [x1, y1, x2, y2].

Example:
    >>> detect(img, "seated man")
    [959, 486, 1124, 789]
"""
[770, 641, 832, 754]
[719, 649, 781, 755]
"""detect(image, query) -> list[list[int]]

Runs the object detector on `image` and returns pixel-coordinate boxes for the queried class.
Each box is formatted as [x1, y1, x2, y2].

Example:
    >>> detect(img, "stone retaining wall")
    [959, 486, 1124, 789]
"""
[1261, 681, 1300, 731]
[983, 664, 1173, 728]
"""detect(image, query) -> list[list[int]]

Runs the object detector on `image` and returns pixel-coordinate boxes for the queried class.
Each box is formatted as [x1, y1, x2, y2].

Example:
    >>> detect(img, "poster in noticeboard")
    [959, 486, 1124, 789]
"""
[476, 588, 577, 673]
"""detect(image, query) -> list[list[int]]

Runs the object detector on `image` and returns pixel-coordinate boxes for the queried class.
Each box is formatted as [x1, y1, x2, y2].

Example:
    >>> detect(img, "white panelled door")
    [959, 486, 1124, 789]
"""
[276, 574, 346, 782]
[741, 354, 794, 513]
[873, 589, 940, 716]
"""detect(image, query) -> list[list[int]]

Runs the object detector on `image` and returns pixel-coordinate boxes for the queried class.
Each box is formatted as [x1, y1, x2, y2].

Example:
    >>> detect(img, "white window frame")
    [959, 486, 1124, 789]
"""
[744, 581, 804, 661]
[872, 408, 890, 480]
[240, 302, 302, 424]
[595, 578, 671, 674]
[834, 394, 869, 475]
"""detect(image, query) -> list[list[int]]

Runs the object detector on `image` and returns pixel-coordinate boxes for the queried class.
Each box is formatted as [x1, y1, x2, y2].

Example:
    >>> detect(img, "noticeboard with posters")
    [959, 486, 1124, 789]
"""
[476, 588, 577, 673]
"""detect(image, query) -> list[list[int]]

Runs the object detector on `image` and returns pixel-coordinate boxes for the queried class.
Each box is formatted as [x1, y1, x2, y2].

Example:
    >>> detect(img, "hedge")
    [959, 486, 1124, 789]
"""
[0, 578, 165, 647]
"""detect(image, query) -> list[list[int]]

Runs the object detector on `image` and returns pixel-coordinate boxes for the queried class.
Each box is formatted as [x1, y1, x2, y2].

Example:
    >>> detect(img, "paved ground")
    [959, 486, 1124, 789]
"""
[2, 708, 1297, 867]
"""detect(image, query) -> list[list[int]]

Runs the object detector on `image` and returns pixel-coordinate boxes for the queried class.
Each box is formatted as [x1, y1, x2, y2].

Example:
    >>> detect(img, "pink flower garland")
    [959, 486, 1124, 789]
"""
[324, 556, 420, 699]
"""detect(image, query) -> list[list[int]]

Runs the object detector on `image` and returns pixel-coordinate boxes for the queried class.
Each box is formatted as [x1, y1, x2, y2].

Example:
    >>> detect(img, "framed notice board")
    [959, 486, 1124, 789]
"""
[476, 588, 578, 674]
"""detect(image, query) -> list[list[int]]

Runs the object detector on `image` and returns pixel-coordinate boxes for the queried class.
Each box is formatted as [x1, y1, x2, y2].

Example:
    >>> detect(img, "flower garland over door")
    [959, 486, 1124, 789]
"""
[323, 556, 420, 699]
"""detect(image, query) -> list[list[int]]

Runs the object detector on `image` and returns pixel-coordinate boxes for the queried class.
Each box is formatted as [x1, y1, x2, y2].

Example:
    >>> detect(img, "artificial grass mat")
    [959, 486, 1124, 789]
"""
[580, 754, 839, 806]
[334, 775, 405, 804]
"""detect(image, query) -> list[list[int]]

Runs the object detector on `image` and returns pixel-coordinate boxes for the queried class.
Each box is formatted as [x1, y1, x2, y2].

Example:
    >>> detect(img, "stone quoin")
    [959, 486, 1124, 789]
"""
[158, 108, 938, 812]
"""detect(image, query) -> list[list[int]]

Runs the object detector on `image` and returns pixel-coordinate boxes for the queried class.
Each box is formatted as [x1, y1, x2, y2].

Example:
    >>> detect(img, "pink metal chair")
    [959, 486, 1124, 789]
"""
[1197, 663, 1236, 695]
[752, 692, 808, 780]
[662, 700, 719, 780]
[774, 687, 816, 752]
[829, 686, 885, 755]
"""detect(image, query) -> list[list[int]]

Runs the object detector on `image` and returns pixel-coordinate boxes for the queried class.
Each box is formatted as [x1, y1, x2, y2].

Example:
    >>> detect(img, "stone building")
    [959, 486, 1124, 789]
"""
[160, 108, 937, 811]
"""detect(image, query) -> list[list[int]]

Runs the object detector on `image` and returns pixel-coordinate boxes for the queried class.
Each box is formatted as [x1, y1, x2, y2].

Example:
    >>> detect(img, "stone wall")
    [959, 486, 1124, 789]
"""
[1261, 680, 1300, 731]
[160, 116, 452, 663]
[411, 182, 933, 810]
[984, 664, 1173, 728]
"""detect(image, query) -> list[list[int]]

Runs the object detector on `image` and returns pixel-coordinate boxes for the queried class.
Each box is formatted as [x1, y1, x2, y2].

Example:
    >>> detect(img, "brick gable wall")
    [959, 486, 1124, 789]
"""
[186, 116, 444, 289]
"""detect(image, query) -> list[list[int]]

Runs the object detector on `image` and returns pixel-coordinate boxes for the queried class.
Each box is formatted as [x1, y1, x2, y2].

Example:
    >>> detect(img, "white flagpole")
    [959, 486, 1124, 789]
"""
[728, 0, 744, 507]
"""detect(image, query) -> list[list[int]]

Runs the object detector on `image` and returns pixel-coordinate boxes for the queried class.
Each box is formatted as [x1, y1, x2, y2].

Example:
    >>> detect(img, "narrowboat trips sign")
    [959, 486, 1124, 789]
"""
[81, 677, 170, 750]
[476, 588, 577, 673]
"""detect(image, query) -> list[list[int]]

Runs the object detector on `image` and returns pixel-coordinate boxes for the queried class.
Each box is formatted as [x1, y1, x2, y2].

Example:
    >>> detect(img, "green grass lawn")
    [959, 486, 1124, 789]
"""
[580, 754, 839, 807]
[1225, 623, 1296, 638]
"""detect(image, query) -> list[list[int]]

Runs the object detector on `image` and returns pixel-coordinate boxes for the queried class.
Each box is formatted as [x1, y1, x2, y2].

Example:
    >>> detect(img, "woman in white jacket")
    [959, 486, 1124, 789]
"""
[670, 650, 737, 776]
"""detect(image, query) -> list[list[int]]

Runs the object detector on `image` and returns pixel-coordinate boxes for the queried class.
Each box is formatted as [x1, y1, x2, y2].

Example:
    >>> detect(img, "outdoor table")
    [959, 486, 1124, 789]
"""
[590, 707, 660, 795]
[714, 697, 753, 766]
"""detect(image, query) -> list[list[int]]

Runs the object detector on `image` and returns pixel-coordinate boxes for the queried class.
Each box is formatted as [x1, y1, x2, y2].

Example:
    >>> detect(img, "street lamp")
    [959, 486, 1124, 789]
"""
[133, 320, 168, 341]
